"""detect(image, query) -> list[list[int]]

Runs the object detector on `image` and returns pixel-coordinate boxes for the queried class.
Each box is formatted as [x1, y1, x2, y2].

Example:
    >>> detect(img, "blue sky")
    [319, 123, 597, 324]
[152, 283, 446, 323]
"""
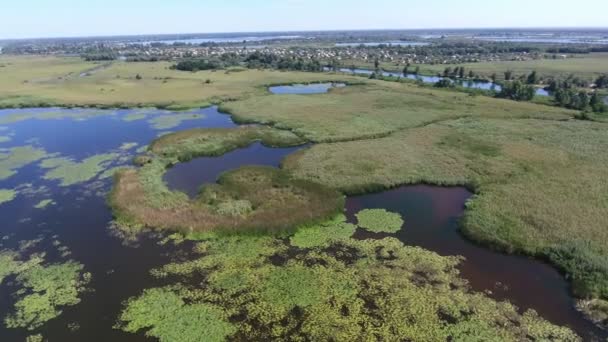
[1, 0, 607, 39]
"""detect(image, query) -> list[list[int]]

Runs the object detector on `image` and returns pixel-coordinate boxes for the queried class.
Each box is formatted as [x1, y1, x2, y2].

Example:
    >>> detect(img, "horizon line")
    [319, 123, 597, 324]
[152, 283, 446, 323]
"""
[2, 26, 608, 42]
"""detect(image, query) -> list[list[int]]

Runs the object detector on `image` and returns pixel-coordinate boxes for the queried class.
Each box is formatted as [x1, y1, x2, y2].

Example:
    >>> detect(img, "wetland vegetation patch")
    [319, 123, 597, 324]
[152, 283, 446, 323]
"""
[41, 153, 119, 186]
[0, 189, 17, 206]
[0, 242, 91, 332]
[117, 215, 579, 341]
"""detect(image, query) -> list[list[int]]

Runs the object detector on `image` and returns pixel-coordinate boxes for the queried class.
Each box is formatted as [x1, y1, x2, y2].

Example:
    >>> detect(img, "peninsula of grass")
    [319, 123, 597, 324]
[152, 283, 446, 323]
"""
[117, 215, 578, 341]
[284, 117, 608, 308]
[109, 126, 344, 233]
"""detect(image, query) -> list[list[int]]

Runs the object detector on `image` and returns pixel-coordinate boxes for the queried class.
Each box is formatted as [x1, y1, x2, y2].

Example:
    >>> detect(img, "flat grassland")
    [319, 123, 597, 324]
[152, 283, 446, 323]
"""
[0, 55, 359, 108]
[222, 81, 575, 142]
[342, 53, 608, 80]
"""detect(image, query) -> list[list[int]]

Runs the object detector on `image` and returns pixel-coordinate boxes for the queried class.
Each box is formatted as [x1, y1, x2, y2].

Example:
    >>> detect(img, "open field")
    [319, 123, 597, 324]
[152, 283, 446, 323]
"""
[222, 81, 576, 142]
[343, 53, 608, 81]
[0, 56, 360, 108]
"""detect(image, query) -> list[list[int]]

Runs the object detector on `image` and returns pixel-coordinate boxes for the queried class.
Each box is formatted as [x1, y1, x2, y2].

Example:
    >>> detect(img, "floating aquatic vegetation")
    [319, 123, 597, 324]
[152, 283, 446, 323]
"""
[0, 189, 16, 206]
[0, 136, 11, 143]
[4, 261, 91, 330]
[33, 199, 55, 209]
[355, 208, 404, 233]
[0, 108, 113, 125]
[26, 334, 43, 342]
[117, 288, 236, 342]
[290, 214, 356, 248]
[1, 240, 91, 332]
[0, 145, 48, 180]
[147, 112, 204, 130]
[40, 153, 118, 186]
[117, 217, 578, 341]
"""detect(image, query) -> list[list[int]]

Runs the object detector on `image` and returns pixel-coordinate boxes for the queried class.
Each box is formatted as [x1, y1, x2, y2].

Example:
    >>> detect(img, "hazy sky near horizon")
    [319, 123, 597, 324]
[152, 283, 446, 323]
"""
[1, 0, 607, 39]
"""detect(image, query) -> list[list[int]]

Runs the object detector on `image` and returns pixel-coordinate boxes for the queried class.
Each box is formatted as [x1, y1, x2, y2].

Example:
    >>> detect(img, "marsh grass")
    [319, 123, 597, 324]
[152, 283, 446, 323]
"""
[221, 82, 575, 142]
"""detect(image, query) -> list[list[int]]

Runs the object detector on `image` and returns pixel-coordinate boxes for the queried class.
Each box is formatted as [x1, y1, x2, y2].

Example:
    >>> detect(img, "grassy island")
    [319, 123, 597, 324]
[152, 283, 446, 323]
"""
[109, 126, 344, 233]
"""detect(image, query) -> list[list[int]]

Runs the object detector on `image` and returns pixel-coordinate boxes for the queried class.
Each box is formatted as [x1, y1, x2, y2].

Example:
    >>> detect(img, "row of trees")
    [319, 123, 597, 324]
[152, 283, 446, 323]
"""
[496, 81, 537, 101]
[442, 66, 476, 79]
[554, 89, 606, 112]
[172, 59, 224, 71]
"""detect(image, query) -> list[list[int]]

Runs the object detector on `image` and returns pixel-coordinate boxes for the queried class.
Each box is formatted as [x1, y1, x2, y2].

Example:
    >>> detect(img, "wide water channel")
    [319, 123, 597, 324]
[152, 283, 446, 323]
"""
[330, 67, 551, 96]
[0, 103, 605, 340]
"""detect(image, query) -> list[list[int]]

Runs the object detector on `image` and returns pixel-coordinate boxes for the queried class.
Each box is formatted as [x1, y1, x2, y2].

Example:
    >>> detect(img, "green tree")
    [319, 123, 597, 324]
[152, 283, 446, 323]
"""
[527, 71, 538, 85]
[458, 67, 465, 79]
[443, 67, 452, 77]
[504, 70, 513, 81]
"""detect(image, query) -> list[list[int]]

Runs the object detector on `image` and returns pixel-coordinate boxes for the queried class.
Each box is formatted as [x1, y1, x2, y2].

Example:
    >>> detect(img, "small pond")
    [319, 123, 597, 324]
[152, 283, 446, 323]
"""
[269, 82, 346, 94]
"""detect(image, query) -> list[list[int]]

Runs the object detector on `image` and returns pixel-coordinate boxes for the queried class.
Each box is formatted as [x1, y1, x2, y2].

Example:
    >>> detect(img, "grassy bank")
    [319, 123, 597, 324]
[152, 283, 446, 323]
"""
[0, 56, 360, 108]
[221, 81, 575, 143]
[109, 126, 343, 233]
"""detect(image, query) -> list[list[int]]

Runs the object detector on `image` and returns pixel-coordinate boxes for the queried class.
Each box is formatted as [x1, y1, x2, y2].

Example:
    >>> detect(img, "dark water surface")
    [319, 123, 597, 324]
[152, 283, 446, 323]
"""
[0, 106, 231, 341]
[346, 186, 607, 340]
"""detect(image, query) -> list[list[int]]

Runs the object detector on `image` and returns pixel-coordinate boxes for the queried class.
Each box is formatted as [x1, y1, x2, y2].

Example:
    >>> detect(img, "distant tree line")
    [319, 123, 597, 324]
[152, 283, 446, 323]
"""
[81, 53, 116, 61]
[172, 59, 225, 71]
[244, 52, 323, 71]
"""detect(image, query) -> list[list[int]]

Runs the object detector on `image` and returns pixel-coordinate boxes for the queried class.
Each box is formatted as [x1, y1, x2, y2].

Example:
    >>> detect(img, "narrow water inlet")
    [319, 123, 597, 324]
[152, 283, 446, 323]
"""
[345, 185, 607, 340]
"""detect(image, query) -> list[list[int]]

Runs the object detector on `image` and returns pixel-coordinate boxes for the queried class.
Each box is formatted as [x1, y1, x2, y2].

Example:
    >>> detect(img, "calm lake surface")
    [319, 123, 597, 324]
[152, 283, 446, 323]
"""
[336, 41, 430, 47]
[0, 105, 605, 340]
[268, 82, 346, 94]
